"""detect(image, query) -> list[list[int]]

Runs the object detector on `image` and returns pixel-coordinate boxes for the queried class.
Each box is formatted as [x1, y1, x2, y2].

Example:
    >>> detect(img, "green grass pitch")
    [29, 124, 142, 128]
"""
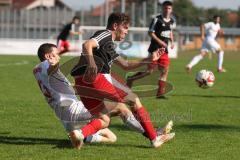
[0, 51, 239, 160]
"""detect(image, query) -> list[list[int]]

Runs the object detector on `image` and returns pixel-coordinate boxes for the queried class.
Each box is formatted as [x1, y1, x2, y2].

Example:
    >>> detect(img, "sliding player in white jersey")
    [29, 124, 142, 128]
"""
[186, 15, 226, 73]
[33, 43, 118, 144]
[33, 43, 174, 149]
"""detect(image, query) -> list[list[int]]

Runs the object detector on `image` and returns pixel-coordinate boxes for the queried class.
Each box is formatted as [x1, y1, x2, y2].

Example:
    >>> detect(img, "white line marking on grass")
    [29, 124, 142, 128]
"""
[0, 60, 29, 67]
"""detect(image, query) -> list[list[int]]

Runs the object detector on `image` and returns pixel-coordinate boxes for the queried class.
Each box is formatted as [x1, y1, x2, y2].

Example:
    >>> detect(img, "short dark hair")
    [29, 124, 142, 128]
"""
[162, 1, 173, 6]
[72, 16, 80, 21]
[37, 43, 57, 62]
[213, 15, 220, 20]
[107, 13, 130, 29]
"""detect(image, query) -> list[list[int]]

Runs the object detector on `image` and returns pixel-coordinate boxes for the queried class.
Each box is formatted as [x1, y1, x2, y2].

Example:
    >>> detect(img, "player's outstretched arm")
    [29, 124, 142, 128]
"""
[200, 24, 205, 41]
[82, 39, 98, 81]
[170, 31, 174, 49]
[114, 56, 149, 71]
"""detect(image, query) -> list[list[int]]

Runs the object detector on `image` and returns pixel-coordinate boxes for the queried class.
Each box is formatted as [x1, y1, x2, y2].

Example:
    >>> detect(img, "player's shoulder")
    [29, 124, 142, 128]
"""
[154, 14, 174, 23]
[33, 60, 49, 74]
[154, 14, 163, 20]
[91, 29, 112, 41]
[205, 21, 214, 26]
[93, 30, 111, 37]
[62, 23, 72, 30]
[33, 63, 42, 74]
[67, 23, 72, 27]
[170, 16, 175, 23]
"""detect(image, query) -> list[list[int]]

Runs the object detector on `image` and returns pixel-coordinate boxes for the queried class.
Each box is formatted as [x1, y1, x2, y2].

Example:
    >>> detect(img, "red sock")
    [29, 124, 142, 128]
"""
[157, 80, 166, 96]
[81, 119, 102, 138]
[134, 107, 157, 140]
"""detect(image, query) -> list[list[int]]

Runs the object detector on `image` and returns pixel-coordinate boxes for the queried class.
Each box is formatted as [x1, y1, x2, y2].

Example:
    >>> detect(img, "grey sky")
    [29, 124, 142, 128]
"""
[62, 0, 240, 11]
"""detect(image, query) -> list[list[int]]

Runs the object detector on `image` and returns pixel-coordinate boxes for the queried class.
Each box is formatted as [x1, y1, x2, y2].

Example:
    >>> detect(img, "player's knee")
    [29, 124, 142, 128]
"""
[217, 49, 224, 54]
[99, 115, 110, 128]
[117, 104, 131, 116]
[130, 97, 142, 110]
[109, 133, 117, 143]
[147, 69, 154, 74]
[162, 67, 168, 74]
[124, 92, 142, 109]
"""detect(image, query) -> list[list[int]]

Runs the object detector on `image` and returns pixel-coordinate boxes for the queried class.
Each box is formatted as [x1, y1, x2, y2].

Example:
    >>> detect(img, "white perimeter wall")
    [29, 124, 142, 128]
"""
[0, 39, 178, 58]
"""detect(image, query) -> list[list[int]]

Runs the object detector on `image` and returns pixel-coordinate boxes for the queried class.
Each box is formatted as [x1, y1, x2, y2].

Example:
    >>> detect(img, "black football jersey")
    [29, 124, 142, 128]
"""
[57, 23, 73, 40]
[148, 14, 175, 53]
[71, 30, 119, 76]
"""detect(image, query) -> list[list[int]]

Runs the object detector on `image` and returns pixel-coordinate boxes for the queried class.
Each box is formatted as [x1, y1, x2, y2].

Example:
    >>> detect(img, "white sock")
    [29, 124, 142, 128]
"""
[122, 114, 144, 133]
[188, 54, 203, 68]
[218, 51, 224, 69]
[84, 133, 102, 143]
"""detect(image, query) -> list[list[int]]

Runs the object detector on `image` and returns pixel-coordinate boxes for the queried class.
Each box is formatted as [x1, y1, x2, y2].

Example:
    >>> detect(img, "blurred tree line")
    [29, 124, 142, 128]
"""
[173, 0, 240, 27]
[118, 0, 240, 27]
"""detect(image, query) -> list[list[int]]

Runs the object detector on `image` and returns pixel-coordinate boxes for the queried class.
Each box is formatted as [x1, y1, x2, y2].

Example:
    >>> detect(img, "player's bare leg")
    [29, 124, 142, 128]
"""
[69, 112, 110, 149]
[126, 69, 153, 88]
[106, 101, 145, 133]
[106, 101, 174, 136]
[186, 50, 207, 73]
[216, 49, 226, 73]
[84, 128, 117, 143]
[126, 52, 157, 88]
[156, 66, 169, 99]
[123, 92, 175, 148]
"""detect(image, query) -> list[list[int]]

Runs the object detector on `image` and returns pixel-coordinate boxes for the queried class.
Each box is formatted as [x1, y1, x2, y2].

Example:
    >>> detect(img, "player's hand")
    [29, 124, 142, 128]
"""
[160, 41, 167, 48]
[170, 43, 175, 49]
[201, 35, 205, 41]
[85, 62, 98, 83]
[152, 48, 164, 61]
[218, 29, 224, 36]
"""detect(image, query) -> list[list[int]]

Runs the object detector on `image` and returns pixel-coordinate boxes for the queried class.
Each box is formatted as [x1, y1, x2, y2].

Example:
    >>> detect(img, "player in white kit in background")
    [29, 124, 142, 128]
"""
[33, 43, 117, 144]
[186, 15, 226, 73]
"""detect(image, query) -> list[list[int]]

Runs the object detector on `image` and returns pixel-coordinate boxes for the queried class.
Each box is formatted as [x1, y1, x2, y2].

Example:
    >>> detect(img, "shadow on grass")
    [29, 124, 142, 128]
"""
[109, 124, 130, 131]
[0, 135, 151, 149]
[177, 124, 240, 132]
[0, 135, 72, 149]
[172, 94, 240, 99]
[85, 142, 151, 149]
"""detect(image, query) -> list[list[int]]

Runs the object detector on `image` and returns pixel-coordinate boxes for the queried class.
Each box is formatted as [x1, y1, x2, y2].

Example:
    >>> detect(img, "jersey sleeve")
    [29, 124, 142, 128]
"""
[91, 30, 112, 47]
[149, 18, 158, 32]
[64, 24, 72, 32]
[204, 22, 212, 29]
[170, 17, 176, 30]
[71, 24, 76, 32]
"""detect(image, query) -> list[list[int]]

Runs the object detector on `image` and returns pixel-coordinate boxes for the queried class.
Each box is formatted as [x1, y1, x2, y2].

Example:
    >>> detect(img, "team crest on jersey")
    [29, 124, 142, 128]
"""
[161, 31, 171, 38]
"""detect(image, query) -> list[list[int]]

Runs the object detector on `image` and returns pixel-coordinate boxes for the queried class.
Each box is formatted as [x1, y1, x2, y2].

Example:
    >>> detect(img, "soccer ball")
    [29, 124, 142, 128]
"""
[195, 70, 215, 89]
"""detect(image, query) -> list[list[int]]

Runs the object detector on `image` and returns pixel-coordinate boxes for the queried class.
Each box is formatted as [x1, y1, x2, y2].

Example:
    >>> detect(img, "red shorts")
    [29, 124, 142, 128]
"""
[148, 51, 170, 69]
[74, 74, 130, 115]
[57, 40, 70, 51]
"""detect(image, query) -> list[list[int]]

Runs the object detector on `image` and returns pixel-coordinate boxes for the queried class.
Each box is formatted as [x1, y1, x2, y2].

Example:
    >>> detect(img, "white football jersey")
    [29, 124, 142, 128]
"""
[204, 22, 220, 39]
[33, 60, 78, 109]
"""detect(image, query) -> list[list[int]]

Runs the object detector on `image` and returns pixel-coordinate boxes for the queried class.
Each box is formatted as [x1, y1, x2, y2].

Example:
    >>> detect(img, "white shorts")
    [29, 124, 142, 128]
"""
[201, 38, 221, 53]
[58, 101, 102, 143]
[53, 100, 92, 132]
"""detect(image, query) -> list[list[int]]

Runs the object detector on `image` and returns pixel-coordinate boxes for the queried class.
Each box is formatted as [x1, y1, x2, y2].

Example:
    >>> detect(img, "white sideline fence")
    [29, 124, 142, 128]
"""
[0, 26, 178, 58]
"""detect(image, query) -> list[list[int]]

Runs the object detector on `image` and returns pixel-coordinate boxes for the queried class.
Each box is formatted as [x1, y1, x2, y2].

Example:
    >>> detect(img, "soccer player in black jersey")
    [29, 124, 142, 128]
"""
[69, 13, 175, 149]
[57, 16, 83, 55]
[126, 1, 175, 98]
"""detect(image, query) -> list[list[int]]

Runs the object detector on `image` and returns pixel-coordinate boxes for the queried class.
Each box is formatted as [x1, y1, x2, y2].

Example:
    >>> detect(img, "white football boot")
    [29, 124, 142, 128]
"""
[151, 132, 175, 148]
